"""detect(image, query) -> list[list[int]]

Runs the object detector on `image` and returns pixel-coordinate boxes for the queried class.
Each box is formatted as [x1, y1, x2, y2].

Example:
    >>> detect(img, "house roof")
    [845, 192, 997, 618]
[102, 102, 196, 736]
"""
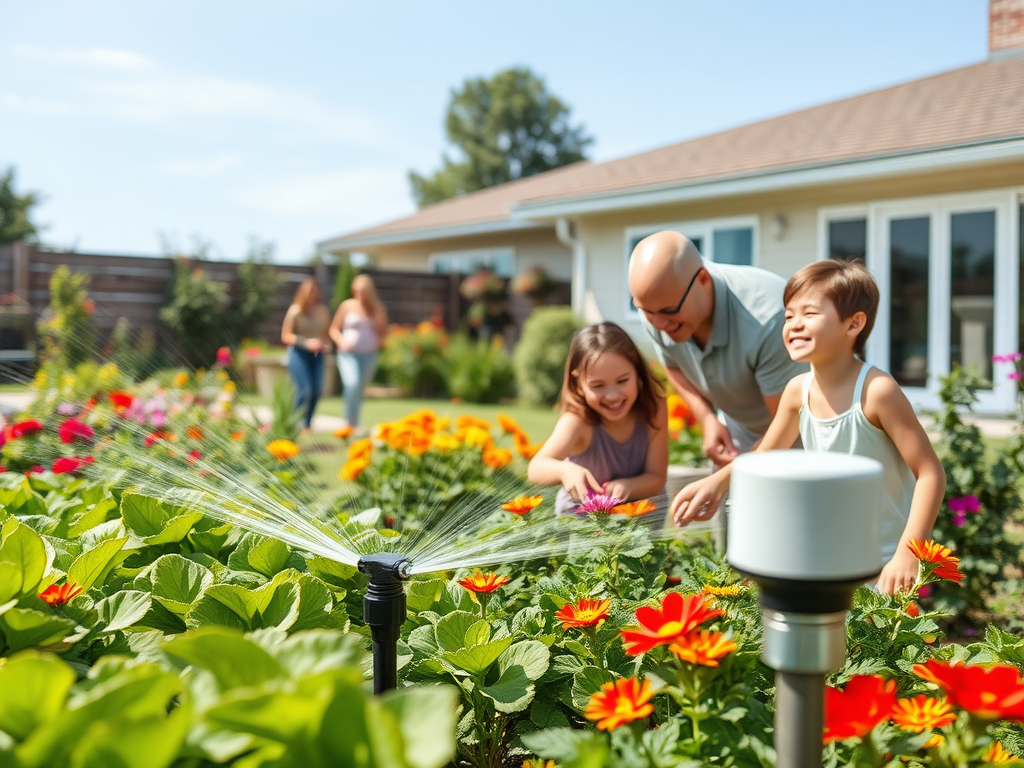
[320, 55, 1024, 250]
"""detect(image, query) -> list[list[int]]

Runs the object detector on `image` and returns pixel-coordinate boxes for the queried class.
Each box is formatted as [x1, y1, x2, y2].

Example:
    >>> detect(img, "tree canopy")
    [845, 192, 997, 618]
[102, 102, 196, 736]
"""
[0, 166, 41, 244]
[409, 68, 593, 208]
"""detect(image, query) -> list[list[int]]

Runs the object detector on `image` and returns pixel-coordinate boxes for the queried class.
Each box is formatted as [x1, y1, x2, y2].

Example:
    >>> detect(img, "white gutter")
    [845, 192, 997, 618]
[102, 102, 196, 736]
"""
[317, 217, 545, 252]
[555, 217, 585, 317]
[510, 137, 1024, 220]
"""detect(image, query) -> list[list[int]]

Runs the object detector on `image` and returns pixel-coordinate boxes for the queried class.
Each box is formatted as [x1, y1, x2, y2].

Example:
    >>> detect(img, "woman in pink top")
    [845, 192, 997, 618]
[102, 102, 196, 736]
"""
[329, 275, 388, 429]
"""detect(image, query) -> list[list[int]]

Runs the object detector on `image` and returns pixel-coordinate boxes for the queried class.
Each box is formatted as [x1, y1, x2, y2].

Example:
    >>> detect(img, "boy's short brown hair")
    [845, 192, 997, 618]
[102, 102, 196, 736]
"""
[784, 259, 879, 358]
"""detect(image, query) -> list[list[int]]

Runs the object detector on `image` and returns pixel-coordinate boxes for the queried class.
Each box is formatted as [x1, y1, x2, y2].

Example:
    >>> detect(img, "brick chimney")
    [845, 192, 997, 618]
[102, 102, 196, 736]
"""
[990, 0, 1024, 58]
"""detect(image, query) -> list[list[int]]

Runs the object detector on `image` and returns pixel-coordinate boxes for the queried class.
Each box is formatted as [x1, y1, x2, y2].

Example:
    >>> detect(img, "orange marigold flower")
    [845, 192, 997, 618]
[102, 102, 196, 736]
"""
[347, 437, 374, 461]
[912, 660, 1024, 721]
[482, 446, 512, 468]
[339, 456, 371, 481]
[555, 598, 612, 629]
[456, 415, 491, 431]
[39, 582, 83, 607]
[668, 630, 737, 666]
[267, 439, 300, 462]
[984, 742, 1023, 764]
[584, 677, 655, 731]
[458, 571, 510, 593]
[906, 602, 920, 617]
[823, 675, 897, 743]
[501, 495, 543, 515]
[612, 499, 656, 518]
[922, 734, 944, 749]
[187, 426, 203, 441]
[890, 695, 956, 732]
[231, 431, 245, 440]
[334, 426, 354, 439]
[907, 538, 964, 584]
[514, 432, 543, 459]
[496, 413, 524, 436]
[621, 592, 723, 655]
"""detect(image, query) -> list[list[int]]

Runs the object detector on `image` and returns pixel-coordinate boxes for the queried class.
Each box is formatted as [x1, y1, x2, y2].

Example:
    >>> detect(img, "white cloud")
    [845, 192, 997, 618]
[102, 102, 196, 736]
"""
[2, 93, 73, 115]
[230, 167, 414, 222]
[157, 153, 242, 177]
[13, 45, 154, 70]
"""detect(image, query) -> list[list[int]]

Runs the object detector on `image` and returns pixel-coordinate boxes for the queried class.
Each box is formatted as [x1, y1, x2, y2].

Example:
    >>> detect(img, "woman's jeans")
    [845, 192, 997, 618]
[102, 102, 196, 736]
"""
[337, 351, 378, 427]
[287, 346, 324, 428]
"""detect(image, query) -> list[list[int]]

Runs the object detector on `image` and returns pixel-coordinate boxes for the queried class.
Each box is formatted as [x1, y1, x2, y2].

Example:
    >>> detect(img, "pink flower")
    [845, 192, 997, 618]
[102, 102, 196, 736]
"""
[1010, 372, 1023, 381]
[948, 496, 981, 514]
[216, 347, 232, 367]
[952, 511, 967, 527]
[58, 418, 94, 444]
[26, 465, 44, 475]
[992, 353, 1023, 363]
[918, 584, 934, 598]
[576, 491, 625, 514]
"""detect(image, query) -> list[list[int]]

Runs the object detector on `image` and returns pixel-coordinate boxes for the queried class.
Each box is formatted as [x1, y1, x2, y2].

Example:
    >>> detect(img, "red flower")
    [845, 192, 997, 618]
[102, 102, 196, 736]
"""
[823, 675, 897, 743]
[145, 430, 166, 447]
[584, 677, 655, 731]
[39, 582, 83, 606]
[912, 660, 1024, 721]
[501, 496, 543, 515]
[216, 346, 232, 367]
[555, 598, 612, 629]
[109, 391, 133, 413]
[186, 450, 202, 464]
[907, 539, 964, 584]
[621, 592, 723, 655]
[52, 456, 91, 474]
[26, 465, 44, 475]
[59, 418, 94, 444]
[458, 571, 510, 593]
[10, 419, 43, 438]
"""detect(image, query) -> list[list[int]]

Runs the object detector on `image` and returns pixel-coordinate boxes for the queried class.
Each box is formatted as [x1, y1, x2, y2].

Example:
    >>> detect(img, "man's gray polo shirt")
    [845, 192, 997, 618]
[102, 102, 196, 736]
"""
[639, 261, 806, 452]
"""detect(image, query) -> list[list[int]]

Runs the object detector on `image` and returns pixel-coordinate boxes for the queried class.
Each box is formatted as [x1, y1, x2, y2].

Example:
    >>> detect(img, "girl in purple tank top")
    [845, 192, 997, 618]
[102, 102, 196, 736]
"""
[528, 323, 669, 523]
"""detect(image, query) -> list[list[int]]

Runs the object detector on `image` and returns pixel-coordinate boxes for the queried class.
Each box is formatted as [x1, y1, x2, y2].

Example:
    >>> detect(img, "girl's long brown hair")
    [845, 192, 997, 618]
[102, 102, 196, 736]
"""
[292, 277, 321, 313]
[560, 322, 664, 427]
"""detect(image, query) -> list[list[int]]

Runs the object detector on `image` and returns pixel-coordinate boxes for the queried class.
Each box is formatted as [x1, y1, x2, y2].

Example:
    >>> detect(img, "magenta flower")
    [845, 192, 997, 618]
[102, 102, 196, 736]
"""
[1010, 372, 1023, 381]
[576, 491, 624, 514]
[216, 347, 232, 367]
[992, 352, 1023, 363]
[58, 418, 94, 444]
[948, 495, 981, 514]
[952, 511, 967, 527]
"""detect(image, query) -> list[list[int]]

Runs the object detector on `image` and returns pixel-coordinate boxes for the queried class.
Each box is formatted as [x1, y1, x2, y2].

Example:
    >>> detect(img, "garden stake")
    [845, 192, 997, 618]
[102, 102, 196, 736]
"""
[358, 553, 413, 694]
[727, 452, 883, 768]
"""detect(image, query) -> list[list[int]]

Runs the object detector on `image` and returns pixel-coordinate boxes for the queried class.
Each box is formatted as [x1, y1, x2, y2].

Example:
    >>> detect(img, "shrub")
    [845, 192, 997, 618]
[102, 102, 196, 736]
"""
[378, 322, 449, 397]
[446, 334, 515, 404]
[332, 255, 358, 309]
[159, 258, 231, 368]
[234, 237, 279, 334]
[38, 265, 96, 370]
[513, 306, 580, 406]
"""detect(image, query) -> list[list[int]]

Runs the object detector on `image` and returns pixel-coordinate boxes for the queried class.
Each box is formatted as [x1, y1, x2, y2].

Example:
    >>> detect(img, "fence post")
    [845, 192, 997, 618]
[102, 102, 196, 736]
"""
[448, 272, 461, 330]
[12, 241, 30, 304]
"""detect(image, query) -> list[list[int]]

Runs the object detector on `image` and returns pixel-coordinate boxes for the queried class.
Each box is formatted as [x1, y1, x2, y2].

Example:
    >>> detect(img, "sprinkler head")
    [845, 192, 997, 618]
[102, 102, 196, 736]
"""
[358, 553, 412, 694]
[358, 553, 413, 584]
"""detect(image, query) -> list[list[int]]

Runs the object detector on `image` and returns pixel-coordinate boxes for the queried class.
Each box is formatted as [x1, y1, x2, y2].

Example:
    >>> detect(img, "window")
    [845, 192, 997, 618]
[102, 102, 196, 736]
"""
[429, 248, 515, 277]
[828, 219, 867, 262]
[889, 216, 930, 388]
[712, 228, 753, 266]
[950, 210, 996, 387]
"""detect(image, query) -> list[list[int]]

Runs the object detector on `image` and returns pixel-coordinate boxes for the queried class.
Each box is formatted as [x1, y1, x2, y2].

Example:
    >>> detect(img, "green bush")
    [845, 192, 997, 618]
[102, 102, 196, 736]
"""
[446, 334, 514, 404]
[378, 323, 449, 397]
[512, 306, 580, 406]
[38, 265, 96, 371]
[159, 258, 231, 368]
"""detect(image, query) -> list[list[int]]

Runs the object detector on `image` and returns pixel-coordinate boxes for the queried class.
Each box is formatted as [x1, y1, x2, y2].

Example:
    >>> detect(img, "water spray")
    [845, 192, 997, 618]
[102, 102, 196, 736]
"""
[728, 451, 883, 768]
[357, 553, 413, 694]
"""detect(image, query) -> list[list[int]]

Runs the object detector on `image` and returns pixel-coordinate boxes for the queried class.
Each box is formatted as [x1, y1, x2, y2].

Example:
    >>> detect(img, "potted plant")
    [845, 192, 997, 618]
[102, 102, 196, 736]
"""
[510, 265, 557, 304]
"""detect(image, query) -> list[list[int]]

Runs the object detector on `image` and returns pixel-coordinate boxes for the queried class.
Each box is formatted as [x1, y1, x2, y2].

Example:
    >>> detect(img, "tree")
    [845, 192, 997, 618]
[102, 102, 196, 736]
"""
[409, 68, 593, 207]
[0, 166, 41, 243]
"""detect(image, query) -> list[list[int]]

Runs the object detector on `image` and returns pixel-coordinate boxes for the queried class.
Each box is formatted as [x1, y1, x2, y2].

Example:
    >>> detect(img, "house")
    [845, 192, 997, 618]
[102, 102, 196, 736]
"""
[319, 0, 1024, 413]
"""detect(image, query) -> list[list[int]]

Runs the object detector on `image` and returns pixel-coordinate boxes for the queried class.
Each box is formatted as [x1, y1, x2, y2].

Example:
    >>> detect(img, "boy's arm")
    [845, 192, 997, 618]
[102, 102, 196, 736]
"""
[671, 375, 805, 526]
[604, 398, 669, 501]
[527, 414, 602, 500]
[866, 374, 947, 595]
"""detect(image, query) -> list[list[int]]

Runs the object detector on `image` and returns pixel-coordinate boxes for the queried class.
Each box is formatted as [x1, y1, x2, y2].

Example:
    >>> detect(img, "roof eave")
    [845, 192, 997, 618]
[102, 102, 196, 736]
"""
[317, 217, 548, 253]
[509, 136, 1024, 220]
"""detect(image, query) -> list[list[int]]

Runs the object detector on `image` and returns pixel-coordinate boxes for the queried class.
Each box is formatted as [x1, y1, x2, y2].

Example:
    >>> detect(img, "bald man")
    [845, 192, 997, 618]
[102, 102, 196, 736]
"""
[629, 231, 805, 467]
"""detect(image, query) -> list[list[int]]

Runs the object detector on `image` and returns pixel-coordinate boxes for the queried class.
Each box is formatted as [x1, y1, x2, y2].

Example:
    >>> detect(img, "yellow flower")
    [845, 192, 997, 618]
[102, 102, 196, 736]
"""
[702, 584, 745, 598]
[433, 433, 461, 451]
[267, 439, 300, 462]
[456, 415, 492, 431]
[348, 437, 374, 461]
[436, 416, 451, 431]
[222, 380, 236, 394]
[496, 413, 524, 436]
[462, 426, 493, 450]
[890, 695, 956, 732]
[584, 677, 655, 731]
[334, 425, 354, 439]
[984, 742, 1022, 764]
[339, 456, 371, 481]
[216, 370, 229, 381]
[667, 630, 737, 667]
[173, 371, 189, 387]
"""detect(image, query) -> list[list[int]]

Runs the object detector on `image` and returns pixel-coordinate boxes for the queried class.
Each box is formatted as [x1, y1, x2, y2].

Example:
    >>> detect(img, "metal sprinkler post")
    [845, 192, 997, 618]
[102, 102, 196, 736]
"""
[357, 553, 413, 694]
[727, 452, 883, 768]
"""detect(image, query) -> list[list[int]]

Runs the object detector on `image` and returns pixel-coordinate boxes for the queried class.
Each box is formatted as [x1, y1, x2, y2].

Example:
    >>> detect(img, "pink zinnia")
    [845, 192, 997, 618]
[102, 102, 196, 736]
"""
[216, 346, 232, 367]
[992, 353, 1023, 363]
[576, 491, 624, 514]
[948, 496, 981, 514]
[1010, 372, 1024, 381]
[59, 418, 94, 444]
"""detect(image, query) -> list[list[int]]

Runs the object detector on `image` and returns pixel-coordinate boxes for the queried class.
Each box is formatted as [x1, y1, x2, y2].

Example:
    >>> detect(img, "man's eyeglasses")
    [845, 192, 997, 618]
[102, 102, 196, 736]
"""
[638, 267, 704, 317]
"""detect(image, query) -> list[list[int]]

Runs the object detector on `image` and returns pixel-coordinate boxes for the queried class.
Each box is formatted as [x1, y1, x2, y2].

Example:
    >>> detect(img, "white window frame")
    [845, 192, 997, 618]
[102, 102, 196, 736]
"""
[622, 215, 759, 320]
[819, 189, 1020, 414]
[428, 247, 516, 277]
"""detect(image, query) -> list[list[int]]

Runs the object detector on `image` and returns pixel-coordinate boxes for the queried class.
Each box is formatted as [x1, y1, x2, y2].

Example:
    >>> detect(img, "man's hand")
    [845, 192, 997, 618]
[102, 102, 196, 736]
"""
[670, 472, 728, 526]
[701, 415, 738, 467]
[876, 550, 919, 595]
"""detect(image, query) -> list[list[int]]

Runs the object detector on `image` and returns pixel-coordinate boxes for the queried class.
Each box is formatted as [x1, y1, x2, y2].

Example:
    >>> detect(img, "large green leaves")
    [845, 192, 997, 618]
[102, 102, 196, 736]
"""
[0, 519, 49, 596]
[119, 492, 204, 547]
[0, 652, 75, 741]
[66, 537, 127, 592]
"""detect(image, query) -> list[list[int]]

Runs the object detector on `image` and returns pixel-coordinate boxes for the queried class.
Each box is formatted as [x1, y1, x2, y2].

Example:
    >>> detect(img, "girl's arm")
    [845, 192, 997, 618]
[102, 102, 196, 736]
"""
[864, 372, 946, 595]
[373, 303, 389, 338]
[528, 413, 602, 500]
[328, 301, 349, 351]
[671, 373, 805, 526]
[281, 306, 305, 348]
[603, 398, 669, 502]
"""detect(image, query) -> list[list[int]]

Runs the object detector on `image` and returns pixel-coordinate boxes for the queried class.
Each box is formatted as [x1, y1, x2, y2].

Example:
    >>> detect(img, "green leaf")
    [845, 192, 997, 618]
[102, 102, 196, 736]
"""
[0, 608, 76, 653]
[95, 590, 151, 635]
[275, 630, 365, 679]
[520, 728, 609, 765]
[246, 537, 292, 578]
[289, 575, 334, 633]
[163, 629, 285, 690]
[498, 640, 549, 680]
[405, 579, 446, 613]
[0, 653, 75, 741]
[257, 581, 300, 631]
[377, 685, 459, 768]
[205, 689, 328, 746]
[465, 619, 491, 647]
[120, 493, 203, 546]
[480, 661, 532, 713]
[314, 674, 372, 764]
[0, 521, 48, 595]
[0, 562, 22, 603]
[69, 704, 191, 768]
[185, 595, 249, 631]
[435, 611, 480, 652]
[149, 554, 213, 615]
[441, 636, 513, 676]
[67, 538, 127, 593]
[571, 666, 614, 709]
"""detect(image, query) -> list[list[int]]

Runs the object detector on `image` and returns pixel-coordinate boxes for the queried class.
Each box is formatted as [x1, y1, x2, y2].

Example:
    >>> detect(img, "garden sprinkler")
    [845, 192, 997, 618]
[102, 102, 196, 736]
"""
[358, 553, 413, 694]
[727, 452, 883, 768]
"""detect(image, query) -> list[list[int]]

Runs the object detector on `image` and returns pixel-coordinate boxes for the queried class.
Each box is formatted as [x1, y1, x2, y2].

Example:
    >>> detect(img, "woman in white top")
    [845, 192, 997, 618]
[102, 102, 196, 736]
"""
[281, 278, 332, 430]
[670, 259, 945, 595]
[329, 274, 388, 429]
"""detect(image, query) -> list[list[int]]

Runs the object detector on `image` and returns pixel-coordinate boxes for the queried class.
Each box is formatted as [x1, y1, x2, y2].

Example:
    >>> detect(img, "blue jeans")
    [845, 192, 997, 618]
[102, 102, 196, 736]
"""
[287, 346, 324, 428]
[337, 351, 378, 427]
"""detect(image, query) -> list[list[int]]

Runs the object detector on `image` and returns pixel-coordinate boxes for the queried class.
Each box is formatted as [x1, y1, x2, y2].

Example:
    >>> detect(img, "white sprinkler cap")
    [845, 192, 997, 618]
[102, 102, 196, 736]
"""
[728, 451, 883, 581]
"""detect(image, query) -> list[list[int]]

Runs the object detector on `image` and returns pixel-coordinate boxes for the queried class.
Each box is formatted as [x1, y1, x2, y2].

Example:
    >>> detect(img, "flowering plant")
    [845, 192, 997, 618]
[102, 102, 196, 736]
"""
[510, 265, 557, 300]
[460, 268, 507, 302]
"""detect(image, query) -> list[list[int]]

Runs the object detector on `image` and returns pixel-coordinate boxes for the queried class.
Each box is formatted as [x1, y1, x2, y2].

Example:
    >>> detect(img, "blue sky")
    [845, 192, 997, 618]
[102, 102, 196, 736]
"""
[2, 0, 991, 263]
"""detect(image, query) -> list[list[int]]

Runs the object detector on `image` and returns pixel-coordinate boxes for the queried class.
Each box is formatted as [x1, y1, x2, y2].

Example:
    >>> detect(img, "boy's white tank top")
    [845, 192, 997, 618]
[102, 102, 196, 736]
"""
[799, 363, 915, 563]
